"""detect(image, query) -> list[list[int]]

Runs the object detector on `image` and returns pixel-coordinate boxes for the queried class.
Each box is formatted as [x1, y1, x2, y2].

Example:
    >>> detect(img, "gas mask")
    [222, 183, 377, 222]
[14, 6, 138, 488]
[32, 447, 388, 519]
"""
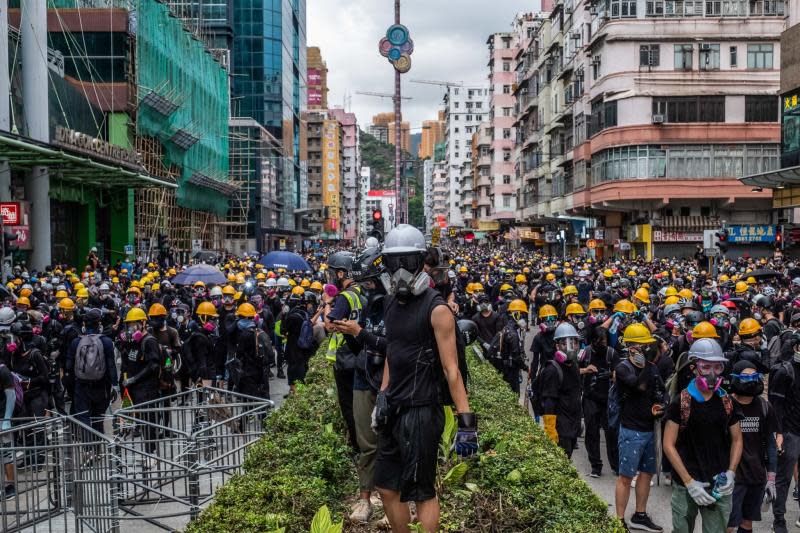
[127, 294, 139, 305]
[695, 360, 724, 392]
[511, 311, 527, 329]
[555, 337, 580, 363]
[539, 316, 557, 333]
[382, 253, 430, 299]
[127, 323, 144, 343]
[710, 314, 729, 329]
[4, 334, 18, 354]
[211, 297, 222, 308]
[202, 318, 218, 333]
[589, 310, 607, 324]
[478, 303, 491, 313]
[569, 314, 587, 331]
[32, 326, 42, 336]
[730, 372, 764, 397]
[194, 288, 206, 299]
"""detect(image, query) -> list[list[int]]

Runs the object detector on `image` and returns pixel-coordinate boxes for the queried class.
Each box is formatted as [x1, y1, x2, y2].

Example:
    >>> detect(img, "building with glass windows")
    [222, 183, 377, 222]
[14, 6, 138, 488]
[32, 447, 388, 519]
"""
[514, 0, 782, 258]
[232, 0, 308, 250]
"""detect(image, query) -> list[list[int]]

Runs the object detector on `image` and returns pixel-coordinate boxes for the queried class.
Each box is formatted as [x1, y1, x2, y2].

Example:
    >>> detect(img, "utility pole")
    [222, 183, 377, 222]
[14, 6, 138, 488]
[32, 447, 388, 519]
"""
[0, 0, 11, 202]
[393, 0, 403, 224]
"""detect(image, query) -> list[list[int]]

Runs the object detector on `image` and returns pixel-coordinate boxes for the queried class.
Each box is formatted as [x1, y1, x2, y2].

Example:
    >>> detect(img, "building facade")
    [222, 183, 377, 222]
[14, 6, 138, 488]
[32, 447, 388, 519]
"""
[305, 112, 343, 240]
[419, 111, 446, 159]
[514, 0, 781, 258]
[443, 84, 489, 228]
[328, 108, 361, 242]
[307, 46, 329, 110]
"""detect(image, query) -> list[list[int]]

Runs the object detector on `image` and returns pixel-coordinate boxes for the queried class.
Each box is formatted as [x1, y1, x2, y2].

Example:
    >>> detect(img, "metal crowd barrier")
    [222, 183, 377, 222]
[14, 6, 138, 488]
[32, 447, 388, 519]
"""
[0, 387, 273, 532]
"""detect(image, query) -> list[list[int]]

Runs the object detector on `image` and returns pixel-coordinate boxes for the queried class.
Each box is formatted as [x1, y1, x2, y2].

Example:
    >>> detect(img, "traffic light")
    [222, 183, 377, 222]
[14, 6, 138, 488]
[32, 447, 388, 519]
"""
[776, 225, 784, 250]
[2, 230, 17, 257]
[369, 209, 384, 242]
[715, 228, 728, 254]
[158, 233, 169, 252]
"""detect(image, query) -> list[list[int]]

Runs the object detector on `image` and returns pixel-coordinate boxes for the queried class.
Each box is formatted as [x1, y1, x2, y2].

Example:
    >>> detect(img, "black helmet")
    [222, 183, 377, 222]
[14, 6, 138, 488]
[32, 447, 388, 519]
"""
[303, 291, 318, 306]
[685, 310, 705, 328]
[352, 247, 384, 281]
[327, 252, 355, 273]
[458, 319, 479, 346]
[11, 321, 32, 342]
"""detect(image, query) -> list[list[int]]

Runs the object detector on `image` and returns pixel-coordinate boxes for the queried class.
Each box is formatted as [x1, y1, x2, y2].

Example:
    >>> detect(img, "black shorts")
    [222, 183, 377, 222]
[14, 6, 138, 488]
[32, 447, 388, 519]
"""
[374, 404, 444, 503]
[286, 359, 308, 385]
[727, 482, 764, 527]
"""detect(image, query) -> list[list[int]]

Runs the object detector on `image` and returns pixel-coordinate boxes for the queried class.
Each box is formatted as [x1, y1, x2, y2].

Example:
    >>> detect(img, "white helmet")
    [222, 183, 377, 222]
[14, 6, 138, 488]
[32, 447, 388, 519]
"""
[277, 277, 290, 289]
[0, 307, 15, 326]
[265, 278, 277, 288]
[688, 338, 726, 362]
[554, 322, 579, 340]
[99, 283, 110, 292]
[209, 286, 223, 297]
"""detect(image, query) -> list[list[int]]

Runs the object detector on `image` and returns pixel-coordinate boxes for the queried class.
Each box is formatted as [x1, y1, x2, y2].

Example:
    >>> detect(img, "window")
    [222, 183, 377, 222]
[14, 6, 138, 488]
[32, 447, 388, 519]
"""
[747, 44, 773, 69]
[503, 85, 511, 94]
[503, 175, 511, 184]
[503, 61, 511, 72]
[680, 206, 691, 217]
[466, 114, 473, 121]
[476, 102, 483, 108]
[730, 46, 738, 67]
[699, 44, 720, 70]
[503, 128, 512, 139]
[503, 195, 513, 208]
[700, 206, 711, 217]
[745, 95, 778, 122]
[646, 0, 664, 15]
[503, 107, 511, 117]
[674, 44, 693, 70]
[640, 44, 660, 66]
[652, 96, 725, 122]
[610, 0, 638, 16]
[454, 88, 459, 95]
[750, 0, 784, 15]
[503, 150, 512, 162]
[455, 152, 460, 158]
[592, 56, 601, 80]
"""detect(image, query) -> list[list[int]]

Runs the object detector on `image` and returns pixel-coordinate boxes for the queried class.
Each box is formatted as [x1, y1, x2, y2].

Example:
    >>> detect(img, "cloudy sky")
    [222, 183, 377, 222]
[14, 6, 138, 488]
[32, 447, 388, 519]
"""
[307, 0, 539, 132]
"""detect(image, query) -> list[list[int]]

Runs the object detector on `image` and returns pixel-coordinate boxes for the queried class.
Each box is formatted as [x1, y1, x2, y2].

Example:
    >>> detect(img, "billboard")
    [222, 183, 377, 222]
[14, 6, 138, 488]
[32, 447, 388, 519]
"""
[308, 68, 321, 85]
[322, 120, 341, 234]
[308, 88, 322, 107]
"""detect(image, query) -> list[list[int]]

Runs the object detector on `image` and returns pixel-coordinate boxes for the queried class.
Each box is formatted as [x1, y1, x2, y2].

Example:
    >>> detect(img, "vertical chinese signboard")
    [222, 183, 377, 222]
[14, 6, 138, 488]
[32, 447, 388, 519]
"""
[322, 120, 341, 235]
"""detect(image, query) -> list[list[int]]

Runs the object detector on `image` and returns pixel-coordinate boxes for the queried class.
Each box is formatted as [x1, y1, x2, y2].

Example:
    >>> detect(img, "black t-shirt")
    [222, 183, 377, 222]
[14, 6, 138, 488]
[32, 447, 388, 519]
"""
[666, 391, 742, 486]
[735, 397, 776, 485]
[0, 365, 12, 413]
[471, 311, 501, 344]
[616, 361, 663, 432]
[540, 360, 582, 438]
[764, 318, 784, 341]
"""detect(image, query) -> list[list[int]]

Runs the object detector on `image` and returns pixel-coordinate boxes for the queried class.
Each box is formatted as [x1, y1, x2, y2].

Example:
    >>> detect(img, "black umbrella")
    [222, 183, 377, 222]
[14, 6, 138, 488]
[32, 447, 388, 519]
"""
[749, 268, 781, 280]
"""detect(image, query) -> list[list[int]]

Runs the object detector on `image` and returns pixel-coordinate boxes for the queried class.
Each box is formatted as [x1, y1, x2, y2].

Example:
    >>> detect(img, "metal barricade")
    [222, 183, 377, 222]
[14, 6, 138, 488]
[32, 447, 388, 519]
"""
[0, 387, 272, 533]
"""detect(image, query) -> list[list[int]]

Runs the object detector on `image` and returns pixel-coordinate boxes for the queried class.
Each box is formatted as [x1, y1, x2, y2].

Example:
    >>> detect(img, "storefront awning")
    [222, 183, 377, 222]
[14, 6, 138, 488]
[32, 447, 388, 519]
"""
[740, 165, 800, 189]
[0, 132, 177, 189]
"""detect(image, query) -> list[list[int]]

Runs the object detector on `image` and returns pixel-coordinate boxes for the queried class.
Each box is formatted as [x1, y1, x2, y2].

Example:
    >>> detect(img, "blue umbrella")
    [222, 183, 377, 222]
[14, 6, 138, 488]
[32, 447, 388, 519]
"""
[259, 251, 311, 272]
[171, 264, 227, 286]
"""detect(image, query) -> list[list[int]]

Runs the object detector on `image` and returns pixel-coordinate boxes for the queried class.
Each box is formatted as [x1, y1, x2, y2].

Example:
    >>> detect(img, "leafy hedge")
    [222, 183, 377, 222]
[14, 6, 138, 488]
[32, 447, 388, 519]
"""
[189, 347, 625, 532]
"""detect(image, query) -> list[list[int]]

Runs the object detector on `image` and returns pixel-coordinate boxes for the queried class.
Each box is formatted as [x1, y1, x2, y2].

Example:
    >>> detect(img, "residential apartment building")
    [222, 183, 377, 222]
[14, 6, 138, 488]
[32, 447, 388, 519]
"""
[306, 112, 343, 240]
[368, 112, 393, 143]
[419, 111, 446, 159]
[307, 46, 329, 110]
[515, 0, 781, 258]
[423, 159, 435, 232]
[359, 166, 372, 239]
[388, 121, 411, 152]
[328, 108, 361, 242]
[431, 161, 449, 229]
[443, 84, 489, 227]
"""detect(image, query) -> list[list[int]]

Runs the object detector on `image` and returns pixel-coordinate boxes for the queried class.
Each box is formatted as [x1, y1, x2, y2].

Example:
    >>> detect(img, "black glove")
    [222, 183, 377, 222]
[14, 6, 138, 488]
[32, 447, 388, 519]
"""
[371, 391, 390, 430]
[453, 412, 479, 458]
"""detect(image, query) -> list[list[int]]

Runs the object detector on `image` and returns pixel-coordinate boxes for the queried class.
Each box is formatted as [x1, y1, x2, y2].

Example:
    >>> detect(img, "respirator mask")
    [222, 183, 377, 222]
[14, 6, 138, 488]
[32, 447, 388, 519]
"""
[382, 252, 430, 299]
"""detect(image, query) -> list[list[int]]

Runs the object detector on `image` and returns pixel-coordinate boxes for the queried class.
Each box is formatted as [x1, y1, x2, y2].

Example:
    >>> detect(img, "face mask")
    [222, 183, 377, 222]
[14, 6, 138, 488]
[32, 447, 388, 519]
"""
[629, 348, 646, 368]
[237, 318, 255, 331]
[696, 369, 722, 392]
[730, 374, 764, 397]
[203, 321, 216, 333]
[130, 330, 144, 343]
[517, 318, 527, 329]
[32, 326, 41, 336]
[753, 312, 763, 322]
[389, 269, 431, 299]
[5, 342, 17, 353]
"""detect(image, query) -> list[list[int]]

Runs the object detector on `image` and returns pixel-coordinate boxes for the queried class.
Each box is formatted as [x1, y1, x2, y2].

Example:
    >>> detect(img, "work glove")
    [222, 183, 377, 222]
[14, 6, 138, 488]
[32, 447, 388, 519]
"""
[453, 412, 479, 458]
[371, 391, 390, 431]
[716, 470, 736, 497]
[122, 376, 136, 388]
[542, 414, 558, 443]
[686, 479, 716, 506]
[110, 385, 120, 403]
[765, 472, 777, 503]
[0, 419, 9, 432]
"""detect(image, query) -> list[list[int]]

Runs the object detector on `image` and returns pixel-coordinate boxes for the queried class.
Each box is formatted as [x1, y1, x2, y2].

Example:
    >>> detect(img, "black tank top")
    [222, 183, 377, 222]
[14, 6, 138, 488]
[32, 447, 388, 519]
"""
[384, 288, 446, 407]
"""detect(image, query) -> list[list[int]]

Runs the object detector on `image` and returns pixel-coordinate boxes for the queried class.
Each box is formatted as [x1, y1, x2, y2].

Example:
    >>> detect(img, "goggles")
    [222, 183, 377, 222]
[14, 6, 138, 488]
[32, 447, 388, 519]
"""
[730, 372, 763, 382]
[696, 361, 725, 374]
[383, 253, 424, 275]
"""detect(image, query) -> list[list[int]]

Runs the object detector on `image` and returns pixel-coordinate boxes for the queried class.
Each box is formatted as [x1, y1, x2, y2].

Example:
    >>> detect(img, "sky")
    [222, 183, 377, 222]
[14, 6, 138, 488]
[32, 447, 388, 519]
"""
[306, 0, 539, 132]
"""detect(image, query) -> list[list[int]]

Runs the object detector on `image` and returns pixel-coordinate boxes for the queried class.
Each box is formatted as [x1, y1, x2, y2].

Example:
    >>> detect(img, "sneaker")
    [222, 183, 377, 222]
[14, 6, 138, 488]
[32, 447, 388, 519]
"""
[794, 486, 799, 501]
[590, 469, 601, 478]
[276, 369, 286, 379]
[0, 484, 15, 500]
[629, 512, 663, 532]
[773, 522, 788, 533]
[349, 499, 372, 523]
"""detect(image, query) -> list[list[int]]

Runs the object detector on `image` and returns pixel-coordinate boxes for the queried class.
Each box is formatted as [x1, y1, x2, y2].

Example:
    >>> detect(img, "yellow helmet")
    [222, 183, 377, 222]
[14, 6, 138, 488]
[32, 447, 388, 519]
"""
[692, 321, 719, 339]
[500, 283, 513, 292]
[465, 283, 475, 295]
[538, 304, 558, 319]
[127, 286, 141, 295]
[58, 298, 75, 311]
[73, 282, 85, 291]
[473, 282, 484, 292]
[734, 281, 748, 294]
[301, 279, 311, 288]
[622, 323, 655, 344]
[288, 279, 297, 287]
[603, 269, 614, 278]
[124, 308, 148, 323]
[196, 301, 219, 318]
[719, 274, 730, 283]
[256, 272, 266, 281]
[222, 285, 237, 296]
[563, 285, 578, 297]
[545, 273, 556, 282]
[76, 288, 89, 299]
[588, 299, 607, 311]
[564, 268, 574, 276]
[236, 303, 257, 318]
[738, 318, 762, 337]
[291, 286, 305, 296]
[310, 281, 323, 291]
[613, 299, 637, 314]
[148, 303, 168, 317]
[664, 295, 680, 306]
[459, 266, 468, 273]
[515, 274, 527, 284]
[664, 286, 678, 297]
[19, 288, 32, 298]
[151, 283, 160, 292]
[633, 287, 650, 305]
[565, 303, 585, 316]
[16, 296, 30, 307]
[227, 273, 236, 282]
[55, 290, 69, 300]
[193, 281, 206, 289]
[678, 288, 694, 300]
[508, 299, 528, 314]
[746, 276, 757, 285]
[627, 270, 637, 277]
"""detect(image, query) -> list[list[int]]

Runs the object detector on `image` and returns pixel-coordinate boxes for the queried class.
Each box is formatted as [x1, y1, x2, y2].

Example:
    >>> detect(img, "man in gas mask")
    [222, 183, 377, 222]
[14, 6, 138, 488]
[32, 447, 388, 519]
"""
[373, 225, 475, 533]
[580, 326, 619, 477]
[471, 294, 501, 350]
[565, 302, 588, 344]
[728, 318, 770, 374]
[497, 299, 528, 393]
[183, 302, 222, 388]
[540, 323, 582, 457]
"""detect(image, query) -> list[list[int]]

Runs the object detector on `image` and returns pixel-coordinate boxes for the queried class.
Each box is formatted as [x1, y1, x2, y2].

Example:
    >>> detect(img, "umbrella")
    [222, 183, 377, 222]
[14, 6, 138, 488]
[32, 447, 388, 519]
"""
[259, 251, 311, 272]
[192, 250, 218, 264]
[171, 264, 227, 286]
[749, 268, 781, 280]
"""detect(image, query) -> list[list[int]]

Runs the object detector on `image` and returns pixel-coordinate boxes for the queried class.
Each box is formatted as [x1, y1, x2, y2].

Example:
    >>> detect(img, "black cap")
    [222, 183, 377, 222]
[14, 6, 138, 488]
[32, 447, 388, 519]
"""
[732, 360, 757, 374]
[84, 308, 102, 322]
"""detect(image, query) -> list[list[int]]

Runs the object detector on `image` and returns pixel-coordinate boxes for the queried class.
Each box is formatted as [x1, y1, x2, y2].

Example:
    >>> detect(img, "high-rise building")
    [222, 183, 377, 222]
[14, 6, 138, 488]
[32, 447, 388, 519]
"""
[163, 0, 234, 53]
[328, 108, 361, 242]
[388, 121, 411, 152]
[443, 84, 489, 228]
[307, 46, 329, 110]
[368, 112, 393, 144]
[306, 111, 343, 240]
[514, 0, 780, 258]
[419, 111, 445, 159]
[232, 0, 308, 249]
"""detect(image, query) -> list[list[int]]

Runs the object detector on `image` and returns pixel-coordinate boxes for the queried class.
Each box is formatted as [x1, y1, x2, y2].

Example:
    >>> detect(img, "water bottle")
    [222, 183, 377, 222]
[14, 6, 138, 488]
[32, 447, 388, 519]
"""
[711, 472, 727, 501]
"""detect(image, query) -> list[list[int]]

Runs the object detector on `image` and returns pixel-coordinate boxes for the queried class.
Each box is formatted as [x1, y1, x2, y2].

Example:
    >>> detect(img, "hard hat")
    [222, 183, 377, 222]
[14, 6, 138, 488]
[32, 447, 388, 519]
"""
[735, 281, 748, 294]
[688, 337, 726, 362]
[16, 296, 30, 307]
[227, 273, 236, 282]
[622, 323, 655, 344]
[665, 286, 678, 297]
[288, 279, 297, 287]
[19, 288, 31, 298]
[73, 282, 85, 291]
[196, 301, 219, 317]
[151, 283, 160, 292]
[613, 299, 637, 314]
[738, 318, 762, 337]
[127, 286, 141, 295]
[193, 281, 206, 288]
[209, 286, 223, 298]
[108, 270, 117, 277]
[236, 303, 257, 318]
[709, 304, 730, 316]
[459, 266, 468, 273]
[588, 299, 607, 311]
[0, 308, 15, 326]
[473, 282, 484, 292]
[457, 319, 479, 345]
[124, 308, 148, 323]
[55, 290, 69, 300]
[508, 299, 528, 314]
[719, 274, 730, 282]
[545, 273, 556, 282]
[310, 281, 323, 291]
[291, 286, 305, 296]
[277, 278, 290, 289]
[633, 287, 651, 304]
[692, 321, 719, 339]
[222, 285, 236, 296]
[563, 285, 578, 297]
[538, 304, 558, 319]
[301, 279, 311, 288]
[678, 288, 694, 300]
[500, 283, 513, 292]
[746, 276, 757, 285]
[256, 273, 266, 281]
[664, 295, 680, 306]
[76, 289, 89, 299]
[603, 269, 614, 278]
[565, 303, 585, 316]
[515, 274, 527, 283]
[465, 283, 475, 295]
[554, 322, 579, 340]
[148, 303, 168, 317]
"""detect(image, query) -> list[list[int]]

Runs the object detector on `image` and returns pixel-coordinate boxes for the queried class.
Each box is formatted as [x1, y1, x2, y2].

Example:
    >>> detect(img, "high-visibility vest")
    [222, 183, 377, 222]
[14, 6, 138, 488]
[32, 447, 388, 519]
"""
[325, 290, 362, 363]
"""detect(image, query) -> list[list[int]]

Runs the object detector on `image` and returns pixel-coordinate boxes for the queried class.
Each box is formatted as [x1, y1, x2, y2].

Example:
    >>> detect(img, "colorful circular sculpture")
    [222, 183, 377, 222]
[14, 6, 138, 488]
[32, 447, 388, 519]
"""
[379, 25, 413, 73]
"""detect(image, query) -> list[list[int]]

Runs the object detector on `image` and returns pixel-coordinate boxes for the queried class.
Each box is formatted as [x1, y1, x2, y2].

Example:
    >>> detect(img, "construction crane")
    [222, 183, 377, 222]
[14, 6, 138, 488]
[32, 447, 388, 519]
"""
[355, 90, 412, 100]
[410, 79, 464, 87]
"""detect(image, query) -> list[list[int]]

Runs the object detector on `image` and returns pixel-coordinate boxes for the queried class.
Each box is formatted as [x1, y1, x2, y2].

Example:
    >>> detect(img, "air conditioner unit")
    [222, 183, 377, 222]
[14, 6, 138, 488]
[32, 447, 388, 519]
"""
[571, 30, 581, 39]
[589, 6, 598, 14]
[652, 114, 666, 124]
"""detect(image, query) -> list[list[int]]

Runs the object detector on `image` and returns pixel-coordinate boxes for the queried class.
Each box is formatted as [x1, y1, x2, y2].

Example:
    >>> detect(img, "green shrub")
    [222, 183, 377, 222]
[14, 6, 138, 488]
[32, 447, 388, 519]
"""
[190, 346, 625, 533]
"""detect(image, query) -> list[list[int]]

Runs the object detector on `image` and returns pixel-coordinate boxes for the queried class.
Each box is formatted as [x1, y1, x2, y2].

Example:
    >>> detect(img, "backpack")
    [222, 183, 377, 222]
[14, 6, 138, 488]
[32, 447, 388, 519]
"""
[74, 334, 106, 382]
[768, 359, 795, 404]
[767, 327, 794, 367]
[607, 359, 633, 431]
[0, 363, 24, 410]
[532, 359, 563, 415]
[296, 310, 317, 351]
[679, 388, 733, 430]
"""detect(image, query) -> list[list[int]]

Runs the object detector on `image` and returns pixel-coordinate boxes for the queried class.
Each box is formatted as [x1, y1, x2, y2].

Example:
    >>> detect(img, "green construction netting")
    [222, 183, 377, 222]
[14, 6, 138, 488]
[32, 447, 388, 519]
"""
[135, 0, 230, 216]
